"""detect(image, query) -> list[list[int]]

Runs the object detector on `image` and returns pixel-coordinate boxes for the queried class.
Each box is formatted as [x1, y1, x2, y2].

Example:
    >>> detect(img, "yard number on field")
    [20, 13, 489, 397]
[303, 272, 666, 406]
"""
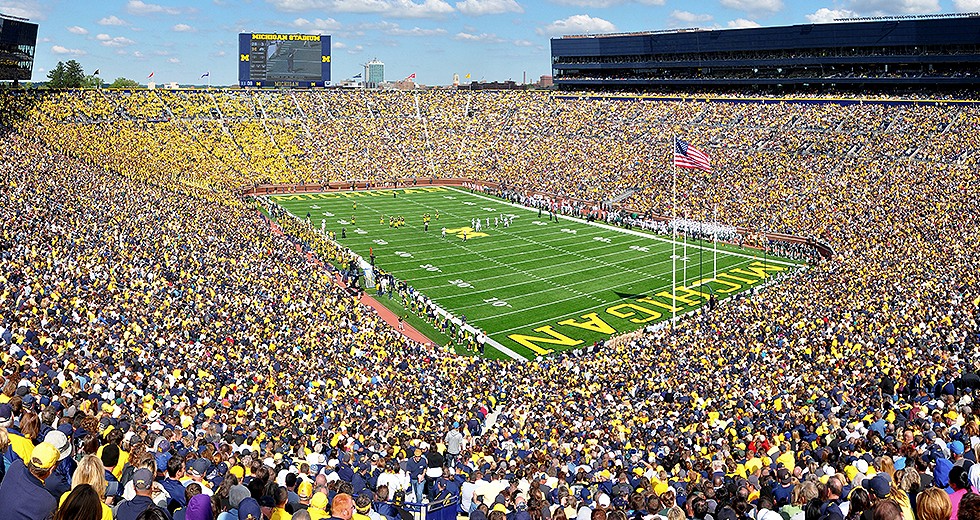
[629, 245, 650, 253]
[449, 279, 473, 289]
[420, 264, 442, 272]
[484, 297, 512, 308]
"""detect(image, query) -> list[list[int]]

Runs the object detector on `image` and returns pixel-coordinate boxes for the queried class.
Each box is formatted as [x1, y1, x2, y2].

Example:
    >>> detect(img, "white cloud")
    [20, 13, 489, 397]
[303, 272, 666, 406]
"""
[291, 17, 342, 33]
[454, 31, 505, 42]
[850, 0, 939, 14]
[172, 24, 194, 32]
[670, 10, 713, 24]
[513, 39, 534, 47]
[168, 57, 180, 63]
[719, 0, 783, 13]
[99, 15, 128, 26]
[51, 45, 87, 56]
[727, 18, 761, 28]
[67, 26, 89, 35]
[455, 0, 523, 15]
[267, 0, 454, 17]
[334, 41, 347, 48]
[127, 0, 182, 15]
[806, 0, 942, 20]
[365, 21, 448, 35]
[537, 14, 616, 36]
[954, 0, 980, 9]
[0, 0, 45, 20]
[550, 0, 663, 6]
[805, 7, 858, 22]
[133, 51, 145, 58]
[347, 44, 364, 54]
[96, 33, 136, 47]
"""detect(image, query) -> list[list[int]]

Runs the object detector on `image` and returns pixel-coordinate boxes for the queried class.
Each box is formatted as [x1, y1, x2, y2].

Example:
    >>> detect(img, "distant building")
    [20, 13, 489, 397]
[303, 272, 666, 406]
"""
[392, 78, 416, 90]
[363, 59, 384, 88]
[467, 80, 523, 90]
[538, 75, 554, 88]
[551, 14, 980, 93]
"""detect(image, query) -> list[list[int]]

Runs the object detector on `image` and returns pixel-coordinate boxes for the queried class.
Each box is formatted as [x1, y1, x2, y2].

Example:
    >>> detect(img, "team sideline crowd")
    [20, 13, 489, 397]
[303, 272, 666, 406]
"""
[0, 90, 978, 520]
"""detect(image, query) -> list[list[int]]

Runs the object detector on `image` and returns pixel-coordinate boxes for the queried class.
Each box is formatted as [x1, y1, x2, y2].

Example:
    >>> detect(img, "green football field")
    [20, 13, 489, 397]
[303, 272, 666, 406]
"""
[269, 186, 804, 360]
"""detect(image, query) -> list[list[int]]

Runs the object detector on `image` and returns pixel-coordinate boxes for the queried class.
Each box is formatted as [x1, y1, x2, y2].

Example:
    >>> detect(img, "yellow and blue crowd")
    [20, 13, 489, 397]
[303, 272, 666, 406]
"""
[0, 89, 978, 520]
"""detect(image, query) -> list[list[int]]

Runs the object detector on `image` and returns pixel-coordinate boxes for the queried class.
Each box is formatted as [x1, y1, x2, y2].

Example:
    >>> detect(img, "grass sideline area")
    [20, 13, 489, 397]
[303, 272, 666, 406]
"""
[270, 186, 804, 360]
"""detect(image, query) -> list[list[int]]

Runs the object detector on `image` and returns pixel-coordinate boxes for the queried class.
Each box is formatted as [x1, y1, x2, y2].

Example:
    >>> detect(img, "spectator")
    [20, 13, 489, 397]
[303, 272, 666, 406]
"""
[0, 442, 61, 520]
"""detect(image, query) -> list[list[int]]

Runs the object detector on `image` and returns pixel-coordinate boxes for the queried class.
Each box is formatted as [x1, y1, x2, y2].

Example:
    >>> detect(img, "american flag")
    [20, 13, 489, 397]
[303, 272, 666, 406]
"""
[673, 137, 712, 173]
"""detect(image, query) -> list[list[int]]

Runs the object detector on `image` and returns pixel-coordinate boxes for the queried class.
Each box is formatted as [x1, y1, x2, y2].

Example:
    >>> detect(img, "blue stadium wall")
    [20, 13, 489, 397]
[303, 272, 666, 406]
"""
[551, 16, 980, 91]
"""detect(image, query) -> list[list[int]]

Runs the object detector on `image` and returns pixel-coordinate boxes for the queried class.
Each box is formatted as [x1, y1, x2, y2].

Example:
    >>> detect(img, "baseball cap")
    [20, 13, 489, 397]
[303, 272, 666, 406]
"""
[230, 485, 250, 509]
[239, 498, 262, 520]
[0, 403, 12, 427]
[311, 492, 328, 510]
[43, 430, 72, 461]
[189, 458, 209, 476]
[855, 459, 869, 474]
[30, 442, 60, 471]
[863, 476, 890, 499]
[298, 481, 313, 499]
[951, 441, 965, 455]
[133, 468, 153, 490]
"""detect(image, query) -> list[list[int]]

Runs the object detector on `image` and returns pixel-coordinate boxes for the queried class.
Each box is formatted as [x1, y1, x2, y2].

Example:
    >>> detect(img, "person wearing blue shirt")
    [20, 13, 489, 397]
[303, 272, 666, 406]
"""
[0, 442, 61, 520]
[407, 448, 427, 504]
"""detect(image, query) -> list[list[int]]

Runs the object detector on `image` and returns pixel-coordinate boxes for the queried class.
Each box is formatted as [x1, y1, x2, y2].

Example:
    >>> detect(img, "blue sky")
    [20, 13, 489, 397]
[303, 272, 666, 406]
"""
[6, 0, 980, 86]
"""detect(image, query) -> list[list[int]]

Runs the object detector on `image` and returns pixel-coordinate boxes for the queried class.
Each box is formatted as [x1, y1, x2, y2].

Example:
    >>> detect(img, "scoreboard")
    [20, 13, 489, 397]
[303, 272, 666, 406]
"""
[0, 16, 38, 81]
[238, 33, 330, 88]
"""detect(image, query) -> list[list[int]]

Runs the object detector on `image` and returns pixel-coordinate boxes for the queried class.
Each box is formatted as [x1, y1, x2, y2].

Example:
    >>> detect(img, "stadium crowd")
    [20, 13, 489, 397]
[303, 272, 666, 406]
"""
[0, 88, 978, 520]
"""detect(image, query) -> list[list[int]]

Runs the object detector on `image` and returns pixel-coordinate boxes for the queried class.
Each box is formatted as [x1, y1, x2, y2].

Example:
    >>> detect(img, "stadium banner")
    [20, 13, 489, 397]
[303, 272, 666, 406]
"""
[239, 32, 331, 88]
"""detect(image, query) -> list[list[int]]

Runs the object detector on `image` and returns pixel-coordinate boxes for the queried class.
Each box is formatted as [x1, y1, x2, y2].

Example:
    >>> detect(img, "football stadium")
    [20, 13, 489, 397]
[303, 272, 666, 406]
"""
[1, 5, 980, 520]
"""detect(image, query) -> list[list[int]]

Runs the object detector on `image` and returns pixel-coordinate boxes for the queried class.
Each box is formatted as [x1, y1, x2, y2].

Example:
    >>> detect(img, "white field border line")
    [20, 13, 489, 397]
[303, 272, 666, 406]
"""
[491, 255, 766, 336]
[282, 190, 797, 360]
[445, 187, 802, 268]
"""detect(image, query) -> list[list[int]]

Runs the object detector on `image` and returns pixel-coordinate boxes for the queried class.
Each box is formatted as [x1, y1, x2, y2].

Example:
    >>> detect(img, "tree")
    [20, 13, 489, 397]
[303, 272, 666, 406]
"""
[109, 77, 140, 88]
[81, 75, 101, 88]
[46, 60, 86, 88]
[47, 62, 66, 88]
[63, 60, 85, 88]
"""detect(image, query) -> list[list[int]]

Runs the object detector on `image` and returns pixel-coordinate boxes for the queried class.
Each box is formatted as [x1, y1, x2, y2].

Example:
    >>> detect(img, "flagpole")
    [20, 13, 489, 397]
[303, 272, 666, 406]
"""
[713, 165, 718, 281]
[671, 135, 677, 334]
[683, 210, 687, 288]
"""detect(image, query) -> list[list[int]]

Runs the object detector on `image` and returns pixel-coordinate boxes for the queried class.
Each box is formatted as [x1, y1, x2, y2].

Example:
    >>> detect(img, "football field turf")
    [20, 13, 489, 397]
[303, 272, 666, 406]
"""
[269, 186, 804, 360]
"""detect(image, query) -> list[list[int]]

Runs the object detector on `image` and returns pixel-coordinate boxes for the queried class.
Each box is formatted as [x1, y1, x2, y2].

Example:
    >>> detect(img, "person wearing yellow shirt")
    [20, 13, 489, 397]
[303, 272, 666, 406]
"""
[308, 492, 330, 520]
[272, 485, 293, 520]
